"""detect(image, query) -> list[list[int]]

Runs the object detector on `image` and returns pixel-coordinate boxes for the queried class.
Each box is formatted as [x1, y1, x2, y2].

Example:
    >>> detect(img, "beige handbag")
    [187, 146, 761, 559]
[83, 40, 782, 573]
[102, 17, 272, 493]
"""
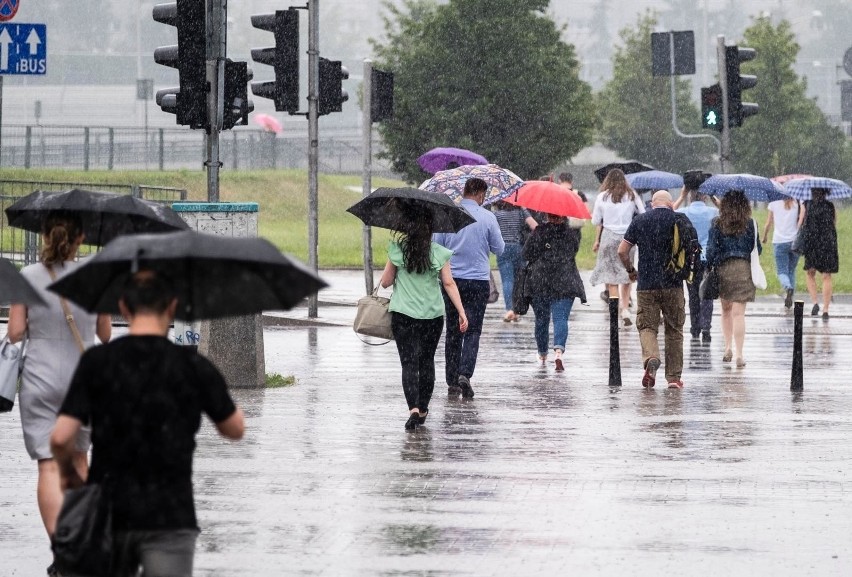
[353, 288, 393, 342]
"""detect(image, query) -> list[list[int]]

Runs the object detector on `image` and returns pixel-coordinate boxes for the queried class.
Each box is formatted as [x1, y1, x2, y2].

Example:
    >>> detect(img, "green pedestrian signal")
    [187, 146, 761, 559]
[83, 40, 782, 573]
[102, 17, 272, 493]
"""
[701, 83, 723, 132]
[705, 110, 718, 126]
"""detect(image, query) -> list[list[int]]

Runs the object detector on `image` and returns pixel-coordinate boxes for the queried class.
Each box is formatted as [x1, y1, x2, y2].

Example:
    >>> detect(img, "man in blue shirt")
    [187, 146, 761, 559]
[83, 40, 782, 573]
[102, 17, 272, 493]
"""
[434, 178, 505, 398]
[618, 190, 687, 389]
[674, 186, 719, 342]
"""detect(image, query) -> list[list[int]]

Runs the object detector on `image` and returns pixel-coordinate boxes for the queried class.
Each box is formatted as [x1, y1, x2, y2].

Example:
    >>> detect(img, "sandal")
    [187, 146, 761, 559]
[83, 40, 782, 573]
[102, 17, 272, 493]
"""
[722, 350, 733, 363]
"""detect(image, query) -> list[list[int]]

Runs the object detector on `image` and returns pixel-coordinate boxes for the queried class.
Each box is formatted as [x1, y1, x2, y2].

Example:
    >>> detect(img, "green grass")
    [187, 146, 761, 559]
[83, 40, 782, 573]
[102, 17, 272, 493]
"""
[265, 372, 296, 388]
[2, 168, 850, 292]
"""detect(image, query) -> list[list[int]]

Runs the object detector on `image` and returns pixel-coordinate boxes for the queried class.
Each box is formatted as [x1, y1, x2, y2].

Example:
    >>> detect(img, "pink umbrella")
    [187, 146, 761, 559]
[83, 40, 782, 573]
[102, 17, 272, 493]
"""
[771, 173, 813, 185]
[253, 113, 283, 134]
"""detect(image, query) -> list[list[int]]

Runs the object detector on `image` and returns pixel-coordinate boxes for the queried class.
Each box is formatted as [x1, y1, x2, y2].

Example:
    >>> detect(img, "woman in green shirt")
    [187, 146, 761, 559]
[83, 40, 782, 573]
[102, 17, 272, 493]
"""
[379, 201, 468, 430]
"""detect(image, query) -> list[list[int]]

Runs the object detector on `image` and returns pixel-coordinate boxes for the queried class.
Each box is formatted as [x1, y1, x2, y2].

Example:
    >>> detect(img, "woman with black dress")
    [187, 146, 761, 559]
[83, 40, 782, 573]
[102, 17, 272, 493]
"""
[800, 188, 838, 318]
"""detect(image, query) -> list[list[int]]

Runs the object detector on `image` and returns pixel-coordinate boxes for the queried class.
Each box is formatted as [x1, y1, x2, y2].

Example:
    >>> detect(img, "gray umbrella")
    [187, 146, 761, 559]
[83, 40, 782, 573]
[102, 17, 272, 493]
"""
[47, 230, 327, 321]
[5, 189, 189, 246]
[347, 186, 476, 233]
[0, 258, 45, 306]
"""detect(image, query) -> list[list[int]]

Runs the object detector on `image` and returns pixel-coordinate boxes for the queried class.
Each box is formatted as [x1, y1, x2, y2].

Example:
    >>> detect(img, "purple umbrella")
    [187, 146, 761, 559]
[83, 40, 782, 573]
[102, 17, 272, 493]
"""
[417, 147, 488, 174]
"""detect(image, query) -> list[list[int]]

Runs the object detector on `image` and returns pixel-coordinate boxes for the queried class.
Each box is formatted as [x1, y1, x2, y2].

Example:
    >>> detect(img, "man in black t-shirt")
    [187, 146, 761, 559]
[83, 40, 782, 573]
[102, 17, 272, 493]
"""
[618, 190, 686, 390]
[51, 271, 245, 577]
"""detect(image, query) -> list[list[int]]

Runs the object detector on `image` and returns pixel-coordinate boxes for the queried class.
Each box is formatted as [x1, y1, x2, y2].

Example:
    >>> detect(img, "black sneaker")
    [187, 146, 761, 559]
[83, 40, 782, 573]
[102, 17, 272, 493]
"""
[447, 385, 461, 398]
[784, 288, 794, 309]
[690, 328, 700, 339]
[458, 375, 475, 399]
[404, 413, 420, 430]
[701, 330, 711, 343]
[811, 303, 820, 316]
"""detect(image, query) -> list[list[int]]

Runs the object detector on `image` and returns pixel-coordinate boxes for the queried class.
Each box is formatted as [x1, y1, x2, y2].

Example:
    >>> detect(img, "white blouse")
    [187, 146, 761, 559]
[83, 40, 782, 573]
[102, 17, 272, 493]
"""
[591, 192, 645, 235]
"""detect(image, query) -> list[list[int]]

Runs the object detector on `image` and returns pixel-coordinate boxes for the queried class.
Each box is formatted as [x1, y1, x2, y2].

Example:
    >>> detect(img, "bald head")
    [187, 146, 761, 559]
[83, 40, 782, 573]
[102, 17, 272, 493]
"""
[651, 190, 673, 208]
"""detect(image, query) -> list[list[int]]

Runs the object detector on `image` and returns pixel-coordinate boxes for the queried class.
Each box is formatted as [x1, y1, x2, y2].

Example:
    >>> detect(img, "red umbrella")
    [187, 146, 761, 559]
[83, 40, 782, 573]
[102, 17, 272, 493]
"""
[253, 113, 283, 134]
[505, 181, 591, 219]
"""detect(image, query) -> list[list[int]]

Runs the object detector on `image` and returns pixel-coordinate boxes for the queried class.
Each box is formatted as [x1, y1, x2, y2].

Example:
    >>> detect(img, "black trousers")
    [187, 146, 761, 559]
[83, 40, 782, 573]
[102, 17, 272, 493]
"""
[442, 279, 490, 386]
[391, 312, 444, 411]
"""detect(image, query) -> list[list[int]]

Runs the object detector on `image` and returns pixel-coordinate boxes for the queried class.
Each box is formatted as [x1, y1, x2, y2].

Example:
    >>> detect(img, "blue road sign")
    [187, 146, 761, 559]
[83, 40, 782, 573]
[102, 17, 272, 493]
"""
[0, 23, 46, 75]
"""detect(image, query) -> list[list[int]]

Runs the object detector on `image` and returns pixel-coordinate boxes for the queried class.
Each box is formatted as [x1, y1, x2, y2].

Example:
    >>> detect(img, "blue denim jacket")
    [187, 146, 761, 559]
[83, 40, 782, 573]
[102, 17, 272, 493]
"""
[705, 218, 761, 267]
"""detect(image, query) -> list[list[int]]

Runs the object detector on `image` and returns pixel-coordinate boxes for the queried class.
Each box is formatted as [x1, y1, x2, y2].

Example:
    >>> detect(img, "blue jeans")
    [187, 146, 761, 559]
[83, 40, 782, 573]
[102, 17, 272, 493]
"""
[443, 279, 490, 385]
[774, 241, 800, 290]
[530, 297, 574, 356]
[496, 242, 523, 311]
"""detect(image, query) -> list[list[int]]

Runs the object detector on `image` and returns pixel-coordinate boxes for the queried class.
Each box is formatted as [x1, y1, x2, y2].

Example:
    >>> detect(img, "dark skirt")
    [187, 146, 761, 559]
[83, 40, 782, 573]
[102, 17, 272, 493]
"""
[718, 258, 755, 303]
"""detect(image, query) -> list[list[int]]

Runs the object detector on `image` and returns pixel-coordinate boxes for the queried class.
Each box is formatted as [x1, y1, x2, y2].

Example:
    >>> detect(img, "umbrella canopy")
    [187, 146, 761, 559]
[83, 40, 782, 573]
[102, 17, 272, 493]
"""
[698, 173, 786, 202]
[625, 170, 684, 190]
[347, 187, 475, 233]
[505, 181, 592, 219]
[419, 163, 524, 205]
[594, 160, 655, 183]
[780, 177, 852, 201]
[5, 189, 189, 246]
[771, 173, 813, 185]
[47, 230, 328, 321]
[417, 147, 489, 174]
[0, 258, 45, 306]
[253, 113, 283, 134]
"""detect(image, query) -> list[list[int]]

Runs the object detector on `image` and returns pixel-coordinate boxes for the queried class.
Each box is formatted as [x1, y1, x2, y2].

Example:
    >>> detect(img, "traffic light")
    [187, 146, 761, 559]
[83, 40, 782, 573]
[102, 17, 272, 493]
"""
[153, 0, 209, 130]
[250, 9, 299, 114]
[724, 45, 758, 127]
[700, 83, 723, 131]
[370, 68, 394, 123]
[318, 57, 349, 116]
[222, 60, 255, 131]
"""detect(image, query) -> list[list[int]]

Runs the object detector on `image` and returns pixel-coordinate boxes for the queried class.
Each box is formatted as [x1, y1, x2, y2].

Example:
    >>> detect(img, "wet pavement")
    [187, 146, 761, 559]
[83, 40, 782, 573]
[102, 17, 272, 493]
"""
[3, 270, 852, 575]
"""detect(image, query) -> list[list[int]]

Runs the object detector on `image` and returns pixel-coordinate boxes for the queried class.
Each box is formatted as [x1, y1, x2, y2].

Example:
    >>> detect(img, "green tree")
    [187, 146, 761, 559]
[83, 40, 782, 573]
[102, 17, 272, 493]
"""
[596, 14, 715, 174]
[371, 0, 596, 182]
[732, 17, 852, 180]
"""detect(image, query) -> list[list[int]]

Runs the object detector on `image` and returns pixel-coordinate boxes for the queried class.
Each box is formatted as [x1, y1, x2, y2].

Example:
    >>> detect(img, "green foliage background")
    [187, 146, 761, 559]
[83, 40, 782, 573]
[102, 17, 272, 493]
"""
[371, 0, 596, 182]
[595, 13, 716, 173]
[731, 17, 852, 180]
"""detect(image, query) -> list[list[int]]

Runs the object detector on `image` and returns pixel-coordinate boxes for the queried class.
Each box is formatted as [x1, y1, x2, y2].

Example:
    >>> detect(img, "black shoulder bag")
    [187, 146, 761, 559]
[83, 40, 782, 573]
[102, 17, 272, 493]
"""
[52, 479, 114, 577]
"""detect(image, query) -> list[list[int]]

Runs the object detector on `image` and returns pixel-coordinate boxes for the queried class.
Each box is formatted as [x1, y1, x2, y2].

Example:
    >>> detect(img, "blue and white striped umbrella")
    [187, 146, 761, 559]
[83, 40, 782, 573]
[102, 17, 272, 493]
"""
[698, 173, 786, 202]
[625, 170, 684, 190]
[781, 177, 852, 201]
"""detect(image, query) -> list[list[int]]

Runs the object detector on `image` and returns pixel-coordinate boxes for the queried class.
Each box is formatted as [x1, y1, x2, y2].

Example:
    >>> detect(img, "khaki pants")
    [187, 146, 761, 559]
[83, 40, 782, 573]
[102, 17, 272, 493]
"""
[636, 288, 685, 383]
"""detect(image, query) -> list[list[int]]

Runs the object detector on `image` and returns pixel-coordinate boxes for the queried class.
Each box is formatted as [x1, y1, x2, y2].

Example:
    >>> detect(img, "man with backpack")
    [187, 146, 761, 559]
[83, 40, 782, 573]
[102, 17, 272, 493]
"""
[617, 190, 699, 389]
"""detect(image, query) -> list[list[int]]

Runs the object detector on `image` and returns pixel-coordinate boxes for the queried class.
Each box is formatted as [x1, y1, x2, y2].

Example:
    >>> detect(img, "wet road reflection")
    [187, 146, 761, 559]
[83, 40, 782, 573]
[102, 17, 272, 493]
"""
[4, 315, 852, 575]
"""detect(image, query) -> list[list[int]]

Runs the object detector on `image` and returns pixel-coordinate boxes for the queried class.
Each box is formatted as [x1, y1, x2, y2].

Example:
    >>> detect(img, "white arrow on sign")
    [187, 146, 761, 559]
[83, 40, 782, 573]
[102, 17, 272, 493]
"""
[0, 28, 12, 71]
[26, 28, 41, 55]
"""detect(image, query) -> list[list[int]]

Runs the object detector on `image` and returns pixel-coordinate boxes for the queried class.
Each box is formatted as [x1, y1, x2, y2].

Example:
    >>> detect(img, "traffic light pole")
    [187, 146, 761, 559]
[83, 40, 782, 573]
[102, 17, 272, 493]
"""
[717, 34, 730, 173]
[307, 0, 319, 318]
[206, 0, 226, 202]
[361, 59, 374, 295]
[664, 30, 722, 173]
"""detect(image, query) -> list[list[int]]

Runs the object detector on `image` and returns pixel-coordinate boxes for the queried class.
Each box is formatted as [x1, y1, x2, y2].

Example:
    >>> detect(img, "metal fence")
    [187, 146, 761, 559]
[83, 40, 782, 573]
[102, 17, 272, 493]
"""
[0, 180, 187, 266]
[0, 125, 398, 176]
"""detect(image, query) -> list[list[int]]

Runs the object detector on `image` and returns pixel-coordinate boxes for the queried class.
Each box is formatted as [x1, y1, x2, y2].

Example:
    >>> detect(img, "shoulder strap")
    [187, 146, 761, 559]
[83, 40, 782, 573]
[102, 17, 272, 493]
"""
[46, 266, 85, 354]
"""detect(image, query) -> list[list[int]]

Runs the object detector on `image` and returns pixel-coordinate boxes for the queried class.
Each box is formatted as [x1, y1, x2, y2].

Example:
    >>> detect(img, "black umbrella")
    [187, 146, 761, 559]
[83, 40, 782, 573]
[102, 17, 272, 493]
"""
[593, 160, 656, 183]
[47, 230, 328, 321]
[346, 186, 476, 233]
[5, 188, 189, 246]
[0, 258, 45, 306]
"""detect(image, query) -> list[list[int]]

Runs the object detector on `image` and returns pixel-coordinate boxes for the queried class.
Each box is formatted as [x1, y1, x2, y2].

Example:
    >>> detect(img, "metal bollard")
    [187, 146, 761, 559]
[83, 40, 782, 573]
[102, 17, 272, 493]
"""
[791, 300, 803, 391]
[608, 296, 622, 387]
